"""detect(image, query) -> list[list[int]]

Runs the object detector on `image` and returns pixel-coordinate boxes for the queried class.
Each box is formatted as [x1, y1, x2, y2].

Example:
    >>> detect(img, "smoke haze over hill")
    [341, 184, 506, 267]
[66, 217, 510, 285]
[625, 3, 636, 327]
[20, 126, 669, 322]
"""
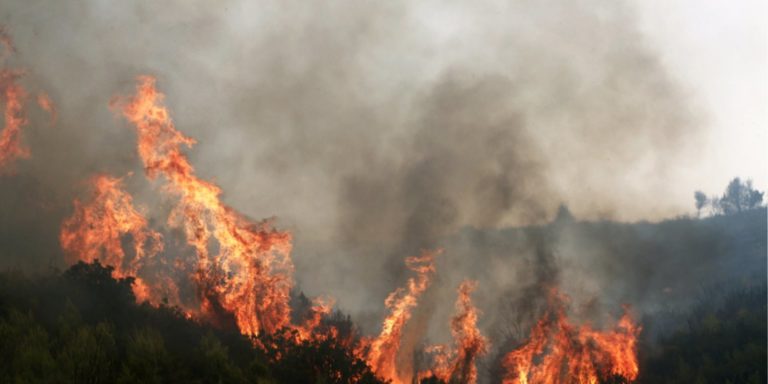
[0, 2, 765, 382]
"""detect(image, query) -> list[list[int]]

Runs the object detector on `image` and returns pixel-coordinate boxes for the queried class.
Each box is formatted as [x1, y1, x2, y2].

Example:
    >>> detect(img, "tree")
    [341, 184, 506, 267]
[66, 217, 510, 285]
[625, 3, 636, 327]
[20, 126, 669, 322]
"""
[57, 322, 117, 384]
[718, 178, 764, 215]
[639, 287, 767, 383]
[554, 204, 574, 223]
[117, 328, 171, 384]
[704, 178, 764, 216]
[192, 332, 247, 384]
[747, 187, 764, 209]
[694, 191, 708, 217]
[257, 326, 382, 384]
[710, 196, 722, 216]
[0, 310, 57, 383]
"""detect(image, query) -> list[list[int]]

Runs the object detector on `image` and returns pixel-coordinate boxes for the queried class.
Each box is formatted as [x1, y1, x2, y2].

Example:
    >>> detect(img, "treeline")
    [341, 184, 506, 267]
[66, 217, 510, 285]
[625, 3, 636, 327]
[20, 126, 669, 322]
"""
[1, 227, 766, 384]
[694, 177, 764, 217]
[0, 261, 382, 384]
[1, 261, 765, 383]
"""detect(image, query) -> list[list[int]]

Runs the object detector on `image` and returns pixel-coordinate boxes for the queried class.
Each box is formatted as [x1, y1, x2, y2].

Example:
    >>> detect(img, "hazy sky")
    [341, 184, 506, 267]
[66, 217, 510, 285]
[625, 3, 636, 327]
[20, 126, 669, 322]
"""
[2, 0, 763, 226]
[1, 0, 764, 278]
[633, 0, 766, 193]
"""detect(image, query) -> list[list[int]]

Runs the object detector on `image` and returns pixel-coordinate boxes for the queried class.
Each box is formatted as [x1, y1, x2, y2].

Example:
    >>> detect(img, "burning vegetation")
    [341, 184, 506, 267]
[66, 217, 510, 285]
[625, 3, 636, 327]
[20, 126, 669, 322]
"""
[0, 29, 29, 173]
[0, 0, 766, 378]
[0, 24, 764, 380]
[47, 75, 642, 383]
[0, 28, 55, 174]
[420, 280, 489, 383]
[113, 75, 296, 337]
[0, 24, 649, 381]
[500, 289, 640, 384]
[59, 174, 164, 303]
[0, 23, 644, 380]
[362, 251, 438, 383]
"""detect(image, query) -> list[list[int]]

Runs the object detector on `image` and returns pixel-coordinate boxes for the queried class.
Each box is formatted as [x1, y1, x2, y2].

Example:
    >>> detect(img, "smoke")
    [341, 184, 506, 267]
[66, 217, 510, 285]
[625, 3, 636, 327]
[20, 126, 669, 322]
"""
[0, 0, 708, 363]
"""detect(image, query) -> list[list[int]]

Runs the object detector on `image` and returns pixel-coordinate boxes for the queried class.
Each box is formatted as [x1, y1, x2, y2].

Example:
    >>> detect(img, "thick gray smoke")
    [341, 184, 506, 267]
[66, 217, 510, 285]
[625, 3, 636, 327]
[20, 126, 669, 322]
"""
[1, 0, 713, 368]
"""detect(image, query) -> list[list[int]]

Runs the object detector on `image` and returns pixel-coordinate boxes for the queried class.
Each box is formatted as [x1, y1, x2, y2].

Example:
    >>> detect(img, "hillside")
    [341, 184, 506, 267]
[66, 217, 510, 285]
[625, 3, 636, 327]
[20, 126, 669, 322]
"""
[0, 209, 764, 383]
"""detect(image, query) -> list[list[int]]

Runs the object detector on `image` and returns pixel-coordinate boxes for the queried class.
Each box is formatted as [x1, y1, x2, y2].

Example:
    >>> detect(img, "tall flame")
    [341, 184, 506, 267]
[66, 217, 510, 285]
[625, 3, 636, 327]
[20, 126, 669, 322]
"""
[426, 280, 489, 384]
[113, 76, 294, 337]
[364, 250, 439, 383]
[60, 174, 164, 303]
[501, 289, 640, 384]
[0, 70, 28, 172]
[0, 27, 55, 173]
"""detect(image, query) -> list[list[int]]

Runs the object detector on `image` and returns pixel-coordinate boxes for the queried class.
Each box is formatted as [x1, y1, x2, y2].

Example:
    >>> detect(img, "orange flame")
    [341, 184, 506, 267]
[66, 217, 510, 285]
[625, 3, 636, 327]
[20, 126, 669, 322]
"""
[295, 296, 336, 342]
[113, 76, 294, 337]
[48, 71, 642, 383]
[0, 28, 52, 173]
[60, 174, 164, 303]
[0, 27, 15, 61]
[424, 280, 489, 384]
[363, 250, 439, 383]
[36, 92, 56, 125]
[0, 71, 28, 172]
[501, 289, 640, 384]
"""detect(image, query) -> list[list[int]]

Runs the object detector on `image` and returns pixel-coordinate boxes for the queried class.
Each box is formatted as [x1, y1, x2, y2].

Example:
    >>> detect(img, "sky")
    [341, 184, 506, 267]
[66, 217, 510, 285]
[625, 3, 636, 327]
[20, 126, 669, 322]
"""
[0, 0, 764, 277]
[2, 0, 763, 226]
[633, 0, 767, 194]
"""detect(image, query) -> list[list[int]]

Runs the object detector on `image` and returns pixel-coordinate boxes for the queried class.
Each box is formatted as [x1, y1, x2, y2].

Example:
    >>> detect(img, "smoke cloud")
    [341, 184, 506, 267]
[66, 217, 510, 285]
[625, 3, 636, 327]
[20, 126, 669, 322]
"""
[1, 0, 714, 363]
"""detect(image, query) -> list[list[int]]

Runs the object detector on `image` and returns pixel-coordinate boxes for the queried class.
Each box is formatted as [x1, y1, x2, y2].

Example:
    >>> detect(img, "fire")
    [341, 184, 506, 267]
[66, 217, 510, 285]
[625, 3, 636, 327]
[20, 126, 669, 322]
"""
[0, 27, 54, 173]
[36, 92, 56, 125]
[49, 71, 643, 383]
[60, 174, 164, 303]
[0, 69, 28, 172]
[295, 296, 335, 341]
[423, 280, 489, 384]
[501, 289, 640, 384]
[363, 250, 439, 383]
[112, 76, 294, 337]
[59, 75, 329, 341]
[0, 27, 14, 61]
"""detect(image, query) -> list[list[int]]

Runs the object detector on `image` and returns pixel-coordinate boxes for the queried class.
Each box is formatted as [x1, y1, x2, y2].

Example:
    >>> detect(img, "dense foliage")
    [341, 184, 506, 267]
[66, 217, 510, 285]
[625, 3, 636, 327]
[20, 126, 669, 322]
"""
[638, 287, 767, 384]
[2, 261, 764, 383]
[0, 261, 382, 384]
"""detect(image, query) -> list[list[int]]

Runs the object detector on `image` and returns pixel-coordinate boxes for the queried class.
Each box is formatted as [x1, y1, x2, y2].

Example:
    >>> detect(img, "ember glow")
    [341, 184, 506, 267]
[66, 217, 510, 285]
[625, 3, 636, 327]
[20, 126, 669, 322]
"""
[501, 289, 640, 384]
